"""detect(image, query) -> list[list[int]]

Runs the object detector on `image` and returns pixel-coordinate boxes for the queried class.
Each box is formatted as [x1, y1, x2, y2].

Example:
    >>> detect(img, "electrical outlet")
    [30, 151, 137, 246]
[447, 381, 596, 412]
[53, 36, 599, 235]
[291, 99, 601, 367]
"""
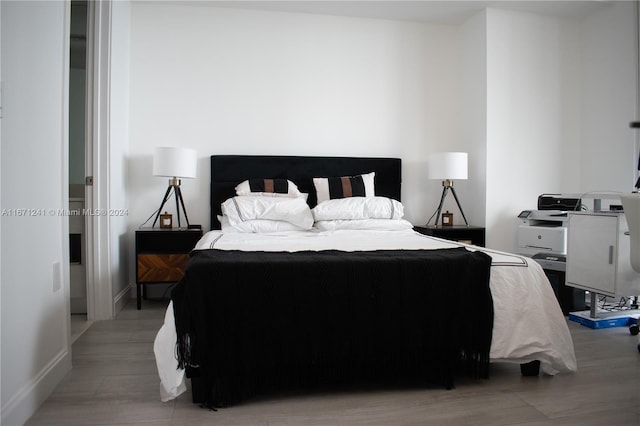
[53, 262, 62, 292]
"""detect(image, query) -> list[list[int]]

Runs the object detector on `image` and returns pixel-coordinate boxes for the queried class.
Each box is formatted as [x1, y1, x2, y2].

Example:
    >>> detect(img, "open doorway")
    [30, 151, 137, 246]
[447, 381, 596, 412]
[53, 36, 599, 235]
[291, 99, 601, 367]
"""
[69, 0, 91, 342]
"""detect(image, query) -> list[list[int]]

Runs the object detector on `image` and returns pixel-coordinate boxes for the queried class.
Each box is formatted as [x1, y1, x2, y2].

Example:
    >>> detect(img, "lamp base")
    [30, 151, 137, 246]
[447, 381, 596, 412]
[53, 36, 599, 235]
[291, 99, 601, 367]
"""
[432, 183, 468, 227]
[152, 182, 190, 228]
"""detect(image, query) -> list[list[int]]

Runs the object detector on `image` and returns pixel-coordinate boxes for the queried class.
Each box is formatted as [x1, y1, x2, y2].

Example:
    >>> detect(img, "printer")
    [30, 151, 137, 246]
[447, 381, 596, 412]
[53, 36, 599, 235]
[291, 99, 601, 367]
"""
[517, 194, 585, 313]
[517, 209, 568, 262]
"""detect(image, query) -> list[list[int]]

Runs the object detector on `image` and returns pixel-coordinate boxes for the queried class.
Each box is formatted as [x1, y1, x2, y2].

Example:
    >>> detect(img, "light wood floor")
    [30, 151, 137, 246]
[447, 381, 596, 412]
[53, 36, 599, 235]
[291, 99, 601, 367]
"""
[26, 300, 640, 425]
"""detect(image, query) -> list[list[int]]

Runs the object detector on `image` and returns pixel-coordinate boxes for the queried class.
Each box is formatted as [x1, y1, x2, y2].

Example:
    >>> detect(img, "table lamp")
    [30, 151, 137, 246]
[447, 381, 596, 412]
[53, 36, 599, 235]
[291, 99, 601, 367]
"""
[152, 147, 197, 228]
[426, 152, 469, 226]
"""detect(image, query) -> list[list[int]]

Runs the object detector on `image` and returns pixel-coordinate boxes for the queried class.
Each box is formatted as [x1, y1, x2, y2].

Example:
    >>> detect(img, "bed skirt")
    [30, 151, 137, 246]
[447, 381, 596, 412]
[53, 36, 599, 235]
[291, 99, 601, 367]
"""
[172, 247, 493, 407]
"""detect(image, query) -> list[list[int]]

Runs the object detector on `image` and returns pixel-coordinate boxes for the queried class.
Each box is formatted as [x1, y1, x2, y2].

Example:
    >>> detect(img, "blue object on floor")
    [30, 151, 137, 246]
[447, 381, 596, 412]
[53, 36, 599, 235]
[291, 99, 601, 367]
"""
[568, 310, 639, 330]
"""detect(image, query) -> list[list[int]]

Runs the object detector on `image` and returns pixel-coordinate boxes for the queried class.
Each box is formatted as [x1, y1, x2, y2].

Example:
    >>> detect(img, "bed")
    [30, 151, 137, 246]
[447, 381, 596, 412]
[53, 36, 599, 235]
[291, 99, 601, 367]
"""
[154, 155, 576, 407]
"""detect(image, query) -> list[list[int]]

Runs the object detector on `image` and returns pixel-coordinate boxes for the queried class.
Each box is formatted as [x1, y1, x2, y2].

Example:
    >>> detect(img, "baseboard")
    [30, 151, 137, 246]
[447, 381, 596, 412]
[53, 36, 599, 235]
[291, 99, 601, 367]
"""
[113, 284, 133, 315]
[1, 348, 71, 426]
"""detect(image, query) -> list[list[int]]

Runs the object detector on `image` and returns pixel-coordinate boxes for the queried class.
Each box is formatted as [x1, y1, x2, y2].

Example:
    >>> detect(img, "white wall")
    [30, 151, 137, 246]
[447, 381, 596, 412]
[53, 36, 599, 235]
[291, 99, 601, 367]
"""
[110, 0, 132, 310]
[457, 11, 488, 228]
[581, 1, 637, 194]
[124, 1, 638, 255]
[1, 1, 72, 424]
[69, 68, 85, 186]
[485, 8, 582, 251]
[127, 3, 459, 233]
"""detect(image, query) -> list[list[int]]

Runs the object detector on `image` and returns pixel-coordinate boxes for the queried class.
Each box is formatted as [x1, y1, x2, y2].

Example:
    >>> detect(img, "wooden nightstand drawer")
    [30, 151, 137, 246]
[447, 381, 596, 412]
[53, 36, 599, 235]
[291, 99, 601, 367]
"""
[137, 253, 189, 283]
[135, 228, 202, 309]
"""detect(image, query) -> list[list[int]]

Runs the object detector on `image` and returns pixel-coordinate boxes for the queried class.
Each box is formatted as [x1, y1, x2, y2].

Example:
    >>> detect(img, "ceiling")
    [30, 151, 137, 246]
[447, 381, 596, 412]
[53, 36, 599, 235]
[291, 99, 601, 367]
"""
[189, 1, 612, 25]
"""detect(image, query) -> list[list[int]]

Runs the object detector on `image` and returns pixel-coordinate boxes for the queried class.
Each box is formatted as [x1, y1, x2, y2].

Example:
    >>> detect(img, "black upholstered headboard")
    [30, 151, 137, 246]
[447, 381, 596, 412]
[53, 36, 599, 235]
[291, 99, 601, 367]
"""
[210, 155, 402, 229]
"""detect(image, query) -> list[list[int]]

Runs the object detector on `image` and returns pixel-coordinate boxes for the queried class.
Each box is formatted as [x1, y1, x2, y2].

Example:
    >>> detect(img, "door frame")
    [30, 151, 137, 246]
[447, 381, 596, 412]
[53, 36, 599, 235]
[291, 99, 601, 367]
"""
[84, 0, 113, 321]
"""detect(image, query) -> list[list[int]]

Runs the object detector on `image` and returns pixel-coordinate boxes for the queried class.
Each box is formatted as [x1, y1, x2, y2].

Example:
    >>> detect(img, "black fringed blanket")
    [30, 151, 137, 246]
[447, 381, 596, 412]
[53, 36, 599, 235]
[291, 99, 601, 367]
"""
[172, 248, 493, 407]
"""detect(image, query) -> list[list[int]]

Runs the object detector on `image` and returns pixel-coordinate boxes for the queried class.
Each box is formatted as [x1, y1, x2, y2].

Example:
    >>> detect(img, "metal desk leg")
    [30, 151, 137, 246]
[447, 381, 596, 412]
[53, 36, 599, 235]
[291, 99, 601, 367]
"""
[590, 292, 597, 318]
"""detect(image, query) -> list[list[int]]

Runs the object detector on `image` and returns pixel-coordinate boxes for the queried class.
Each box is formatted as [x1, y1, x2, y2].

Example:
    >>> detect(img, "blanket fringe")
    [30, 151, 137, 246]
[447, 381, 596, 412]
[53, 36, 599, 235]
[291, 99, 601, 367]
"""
[175, 333, 198, 370]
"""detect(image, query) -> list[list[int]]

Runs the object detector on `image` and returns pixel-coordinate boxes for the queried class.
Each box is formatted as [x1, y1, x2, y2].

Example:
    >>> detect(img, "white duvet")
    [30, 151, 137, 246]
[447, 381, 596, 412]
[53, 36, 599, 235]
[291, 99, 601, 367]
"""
[154, 228, 577, 402]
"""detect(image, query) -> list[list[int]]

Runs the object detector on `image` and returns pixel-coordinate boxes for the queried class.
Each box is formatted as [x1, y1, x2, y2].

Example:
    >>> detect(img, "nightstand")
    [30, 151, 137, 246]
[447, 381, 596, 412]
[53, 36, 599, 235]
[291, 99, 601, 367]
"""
[135, 228, 202, 309]
[413, 225, 486, 247]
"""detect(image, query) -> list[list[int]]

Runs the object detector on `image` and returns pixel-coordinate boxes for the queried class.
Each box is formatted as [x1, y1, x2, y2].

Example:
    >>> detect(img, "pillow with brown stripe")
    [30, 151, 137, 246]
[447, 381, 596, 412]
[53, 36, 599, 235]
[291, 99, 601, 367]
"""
[235, 178, 304, 198]
[313, 172, 375, 204]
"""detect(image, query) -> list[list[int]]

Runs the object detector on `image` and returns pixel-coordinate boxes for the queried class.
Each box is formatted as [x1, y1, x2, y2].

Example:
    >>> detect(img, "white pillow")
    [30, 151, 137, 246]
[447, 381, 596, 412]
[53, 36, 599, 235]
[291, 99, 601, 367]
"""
[314, 218, 413, 232]
[312, 196, 404, 222]
[217, 215, 238, 232]
[235, 178, 303, 198]
[231, 219, 306, 233]
[221, 196, 314, 230]
[313, 172, 375, 204]
[218, 214, 303, 233]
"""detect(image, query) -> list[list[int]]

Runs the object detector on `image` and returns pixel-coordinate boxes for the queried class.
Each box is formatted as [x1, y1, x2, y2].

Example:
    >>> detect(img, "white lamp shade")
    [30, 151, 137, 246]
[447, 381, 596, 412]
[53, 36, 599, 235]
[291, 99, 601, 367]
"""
[152, 147, 197, 179]
[426, 152, 468, 180]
